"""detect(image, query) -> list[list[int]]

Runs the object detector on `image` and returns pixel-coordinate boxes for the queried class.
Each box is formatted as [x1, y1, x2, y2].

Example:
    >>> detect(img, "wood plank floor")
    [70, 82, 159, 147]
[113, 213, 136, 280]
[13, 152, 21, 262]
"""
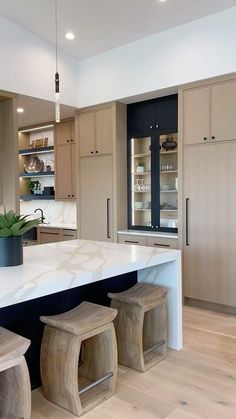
[32, 306, 236, 418]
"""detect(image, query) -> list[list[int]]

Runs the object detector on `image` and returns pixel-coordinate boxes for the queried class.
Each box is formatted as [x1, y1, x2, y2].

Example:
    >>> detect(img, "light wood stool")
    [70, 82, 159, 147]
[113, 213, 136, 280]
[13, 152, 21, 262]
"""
[0, 326, 31, 419]
[108, 283, 168, 372]
[40, 301, 118, 416]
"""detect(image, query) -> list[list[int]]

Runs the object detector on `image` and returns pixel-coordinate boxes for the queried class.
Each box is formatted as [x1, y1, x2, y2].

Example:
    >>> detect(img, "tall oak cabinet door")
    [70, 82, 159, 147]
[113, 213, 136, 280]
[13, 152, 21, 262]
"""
[79, 112, 96, 157]
[211, 79, 236, 142]
[79, 155, 113, 242]
[95, 108, 113, 155]
[183, 142, 236, 306]
[183, 86, 210, 145]
[55, 144, 72, 199]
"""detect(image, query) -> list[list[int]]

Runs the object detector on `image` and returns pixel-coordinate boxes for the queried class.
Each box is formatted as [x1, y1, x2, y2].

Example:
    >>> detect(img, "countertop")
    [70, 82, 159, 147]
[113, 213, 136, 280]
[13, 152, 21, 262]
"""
[117, 230, 178, 239]
[38, 223, 77, 230]
[0, 239, 180, 309]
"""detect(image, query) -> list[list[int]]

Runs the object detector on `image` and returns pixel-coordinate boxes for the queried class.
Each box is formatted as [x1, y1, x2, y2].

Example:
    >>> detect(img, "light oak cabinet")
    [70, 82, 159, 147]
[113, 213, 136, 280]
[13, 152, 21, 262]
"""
[183, 79, 236, 145]
[183, 142, 236, 307]
[79, 155, 113, 241]
[38, 227, 77, 244]
[117, 233, 178, 249]
[79, 107, 112, 157]
[76, 102, 127, 242]
[55, 119, 76, 200]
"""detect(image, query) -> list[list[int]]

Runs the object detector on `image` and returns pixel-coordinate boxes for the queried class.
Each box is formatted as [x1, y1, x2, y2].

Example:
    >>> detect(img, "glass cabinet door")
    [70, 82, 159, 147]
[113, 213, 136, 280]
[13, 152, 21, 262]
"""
[159, 133, 178, 231]
[130, 136, 153, 229]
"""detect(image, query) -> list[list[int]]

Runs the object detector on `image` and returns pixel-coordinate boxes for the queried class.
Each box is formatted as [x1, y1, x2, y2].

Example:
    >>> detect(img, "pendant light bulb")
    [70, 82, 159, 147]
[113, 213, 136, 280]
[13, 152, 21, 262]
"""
[55, 71, 60, 123]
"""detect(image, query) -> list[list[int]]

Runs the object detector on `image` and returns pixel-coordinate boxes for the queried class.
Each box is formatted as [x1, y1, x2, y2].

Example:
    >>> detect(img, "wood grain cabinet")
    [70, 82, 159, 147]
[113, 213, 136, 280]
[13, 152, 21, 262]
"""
[76, 102, 127, 242]
[117, 233, 178, 249]
[183, 141, 236, 307]
[183, 79, 236, 145]
[38, 227, 77, 244]
[55, 119, 76, 200]
[79, 107, 112, 157]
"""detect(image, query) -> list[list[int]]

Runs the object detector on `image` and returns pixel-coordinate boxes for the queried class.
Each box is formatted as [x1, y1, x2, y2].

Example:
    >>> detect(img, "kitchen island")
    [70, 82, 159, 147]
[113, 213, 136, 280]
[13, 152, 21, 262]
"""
[0, 239, 182, 387]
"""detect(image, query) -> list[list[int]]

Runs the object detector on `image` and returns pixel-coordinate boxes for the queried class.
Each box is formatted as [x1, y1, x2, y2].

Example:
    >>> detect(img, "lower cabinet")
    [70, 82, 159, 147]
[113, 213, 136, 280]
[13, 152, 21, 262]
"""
[117, 233, 178, 249]
[38, 227, 77, 244]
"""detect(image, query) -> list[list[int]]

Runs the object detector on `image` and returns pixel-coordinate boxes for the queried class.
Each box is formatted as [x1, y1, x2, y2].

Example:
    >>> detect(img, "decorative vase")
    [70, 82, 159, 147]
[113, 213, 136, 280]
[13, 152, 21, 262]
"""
[0, 236, 23, 267]
[162, 136, 177, 151]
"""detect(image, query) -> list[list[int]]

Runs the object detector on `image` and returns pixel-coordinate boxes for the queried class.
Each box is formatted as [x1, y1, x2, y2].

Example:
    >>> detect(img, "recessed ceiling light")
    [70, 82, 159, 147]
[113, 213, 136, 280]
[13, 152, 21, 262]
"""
[65, 32, 75, 40]
[17, 107, 24, 113]
[159, 0, 167, 2]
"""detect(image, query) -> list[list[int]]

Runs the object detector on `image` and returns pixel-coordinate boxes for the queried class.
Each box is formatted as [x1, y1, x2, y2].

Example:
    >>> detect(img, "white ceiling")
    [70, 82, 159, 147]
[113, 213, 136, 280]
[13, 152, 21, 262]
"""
[0, 0, 236, 61]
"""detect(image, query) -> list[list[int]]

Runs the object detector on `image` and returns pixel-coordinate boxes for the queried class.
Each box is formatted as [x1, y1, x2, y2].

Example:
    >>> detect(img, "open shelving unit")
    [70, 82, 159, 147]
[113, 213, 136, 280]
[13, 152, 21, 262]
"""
[18, 124, 55, 201]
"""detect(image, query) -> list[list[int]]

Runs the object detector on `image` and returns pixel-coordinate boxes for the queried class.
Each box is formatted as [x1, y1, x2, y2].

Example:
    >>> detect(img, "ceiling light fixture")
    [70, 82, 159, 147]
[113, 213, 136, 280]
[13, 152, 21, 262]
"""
[54, 0, 60, 123]
[65, 32, 75, 40]
[159, 0, 167, 2]
[17, 107, 24, 113]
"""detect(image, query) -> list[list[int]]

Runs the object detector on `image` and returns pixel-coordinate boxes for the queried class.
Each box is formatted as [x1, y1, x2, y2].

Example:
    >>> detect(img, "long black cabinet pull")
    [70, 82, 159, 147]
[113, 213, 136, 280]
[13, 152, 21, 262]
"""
[186, 198, 190, 246]
[125, 240, 139, 244]
[107, 198, 111, 239]
[153, 243, 170, 247]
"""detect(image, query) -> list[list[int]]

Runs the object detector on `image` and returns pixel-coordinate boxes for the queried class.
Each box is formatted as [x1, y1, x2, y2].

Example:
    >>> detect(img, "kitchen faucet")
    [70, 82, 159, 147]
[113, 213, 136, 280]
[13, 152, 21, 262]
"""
[34, 208, 45, 224]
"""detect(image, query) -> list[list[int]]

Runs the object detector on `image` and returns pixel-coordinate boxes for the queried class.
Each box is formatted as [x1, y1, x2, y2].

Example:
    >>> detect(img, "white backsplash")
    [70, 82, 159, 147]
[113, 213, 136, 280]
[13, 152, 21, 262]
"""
[20, 200, 77, 226]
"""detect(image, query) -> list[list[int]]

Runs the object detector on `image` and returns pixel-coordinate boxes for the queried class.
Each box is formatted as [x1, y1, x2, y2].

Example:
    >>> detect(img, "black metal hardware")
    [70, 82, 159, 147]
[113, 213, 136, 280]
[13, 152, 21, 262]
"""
[66, 139, 70, 142]
[211, 136, 215, 140]
[91, 151, 94, 154]
[34, 208, 45, 223]
[95, 151, 98, 153]
[107, 198, 111, 239]
[70, 139, 74, 142]
[186, 198, 190, 246]
[68, 194, 71, 197]
[153, 243, 170, 247]
[72, 194, 75, 197]
[125, 240, 139, 244]
[204, 137, 207, 141]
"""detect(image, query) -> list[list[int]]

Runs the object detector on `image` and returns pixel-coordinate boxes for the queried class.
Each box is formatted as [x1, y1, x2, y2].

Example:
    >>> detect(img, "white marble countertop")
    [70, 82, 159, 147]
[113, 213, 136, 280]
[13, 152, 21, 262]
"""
[0, 239, 180, 309]
[38, 223, 77, 230]
[117, 230, 178, 239]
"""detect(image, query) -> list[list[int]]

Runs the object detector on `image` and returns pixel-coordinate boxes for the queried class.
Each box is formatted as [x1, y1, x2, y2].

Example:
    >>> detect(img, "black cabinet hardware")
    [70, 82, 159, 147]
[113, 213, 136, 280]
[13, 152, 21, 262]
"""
[91, 151, 94, 154]
[66, 139, 70, 142]
[107, 198, 111, 239]
[95, 151, 98, 153]
[68, 194, 71, 197]
[211, 136, 215, 140]
[186, 198, 190, 246]
[153, 243, 170, 247]
[125, 240, 139, 244]
[204, 137, 208, 141]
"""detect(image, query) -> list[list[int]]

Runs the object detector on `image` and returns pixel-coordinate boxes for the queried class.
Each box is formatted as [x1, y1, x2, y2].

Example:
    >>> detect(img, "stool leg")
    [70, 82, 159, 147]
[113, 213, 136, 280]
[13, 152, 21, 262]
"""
[40, 326, 82, 416]
[111, 300, 145, 372]
[0, 357, 31, 419]
[78, 323, 117, 414]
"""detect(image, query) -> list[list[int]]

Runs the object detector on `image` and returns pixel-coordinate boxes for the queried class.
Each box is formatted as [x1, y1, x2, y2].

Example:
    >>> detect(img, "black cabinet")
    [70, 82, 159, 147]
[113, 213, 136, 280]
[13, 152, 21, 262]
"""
[127, 94, 178, 137]
[127, 94, 178, 233]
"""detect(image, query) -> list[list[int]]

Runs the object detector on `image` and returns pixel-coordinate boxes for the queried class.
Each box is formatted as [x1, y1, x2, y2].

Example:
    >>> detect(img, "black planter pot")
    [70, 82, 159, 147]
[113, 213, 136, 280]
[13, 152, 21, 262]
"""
[0, 236, 23, 267]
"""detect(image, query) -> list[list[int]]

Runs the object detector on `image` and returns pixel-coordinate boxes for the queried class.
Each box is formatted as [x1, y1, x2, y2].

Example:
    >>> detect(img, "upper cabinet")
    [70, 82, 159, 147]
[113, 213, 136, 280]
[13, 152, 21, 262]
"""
[183, 79, 236, 145]
[127, 95, 178, 137]
[79, 106, 113, 157]
[55, 119, 76, 200]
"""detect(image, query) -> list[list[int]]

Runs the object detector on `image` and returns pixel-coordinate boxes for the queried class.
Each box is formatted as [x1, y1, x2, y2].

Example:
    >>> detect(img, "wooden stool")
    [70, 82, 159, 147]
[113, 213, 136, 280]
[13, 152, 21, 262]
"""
[108, 283, 168, 372]
[40, 301, 118, 416]
[0, 327, 31, 419]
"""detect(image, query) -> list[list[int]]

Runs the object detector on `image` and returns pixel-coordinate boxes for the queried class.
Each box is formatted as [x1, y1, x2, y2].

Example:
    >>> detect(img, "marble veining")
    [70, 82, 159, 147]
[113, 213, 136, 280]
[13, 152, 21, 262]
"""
[0, 240, 180, 309]
[20, 200, 77, 227]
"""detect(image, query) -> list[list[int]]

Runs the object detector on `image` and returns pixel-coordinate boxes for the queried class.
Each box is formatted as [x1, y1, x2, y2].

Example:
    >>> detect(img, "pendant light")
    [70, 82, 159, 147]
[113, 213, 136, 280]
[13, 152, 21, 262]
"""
[55, 0, 60, 123]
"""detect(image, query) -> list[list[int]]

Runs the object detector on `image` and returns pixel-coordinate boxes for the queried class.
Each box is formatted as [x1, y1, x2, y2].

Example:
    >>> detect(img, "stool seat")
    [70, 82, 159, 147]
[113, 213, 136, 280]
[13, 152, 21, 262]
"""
[40, 301, 117, 336]
[0, 326, 30, 372]
[108, 283, 168, 308]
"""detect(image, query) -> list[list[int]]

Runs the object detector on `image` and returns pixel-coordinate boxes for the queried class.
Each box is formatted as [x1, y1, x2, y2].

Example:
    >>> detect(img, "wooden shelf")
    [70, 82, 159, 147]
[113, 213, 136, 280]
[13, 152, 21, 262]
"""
[19, 146, 54, 155]
[132, 153, 151, 158]
[132, 172, 151, 176]
[160, 190, 177, 193]
[160, 171, 178, 174]
[20, 195, 55, 201]
[160, 150, 178, 155]
[19, 171, 55, 178]
[132, 191, 151, 193]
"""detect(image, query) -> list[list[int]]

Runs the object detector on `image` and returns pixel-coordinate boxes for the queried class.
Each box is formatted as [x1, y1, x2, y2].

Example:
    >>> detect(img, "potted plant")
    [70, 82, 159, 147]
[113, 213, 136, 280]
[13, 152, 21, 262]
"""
[136, 160, 145, 173]
[0, 210, 40, 267]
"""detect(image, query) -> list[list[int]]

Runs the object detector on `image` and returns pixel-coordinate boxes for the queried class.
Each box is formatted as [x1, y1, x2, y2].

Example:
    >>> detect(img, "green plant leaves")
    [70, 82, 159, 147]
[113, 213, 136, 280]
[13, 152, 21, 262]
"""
[0, 210, 40, 238]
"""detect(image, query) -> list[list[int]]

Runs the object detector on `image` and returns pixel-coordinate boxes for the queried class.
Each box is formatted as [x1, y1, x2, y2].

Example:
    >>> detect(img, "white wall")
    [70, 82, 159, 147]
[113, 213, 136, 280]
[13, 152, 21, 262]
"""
[0, 14, 79, 106]
[78, 6, 236, 107]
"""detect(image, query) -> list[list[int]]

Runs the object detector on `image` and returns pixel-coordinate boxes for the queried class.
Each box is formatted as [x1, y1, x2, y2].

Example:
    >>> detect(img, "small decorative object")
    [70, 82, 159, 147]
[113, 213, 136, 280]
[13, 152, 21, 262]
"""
[162, 135, 177, 151]
[43, 187, 55, 196]
[27, 180, 36, 194]
[24, 155, 44, 173]
[136, 160, 145, 173]
[34, 139, 45, 148]
[0, 209, 40, 267]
